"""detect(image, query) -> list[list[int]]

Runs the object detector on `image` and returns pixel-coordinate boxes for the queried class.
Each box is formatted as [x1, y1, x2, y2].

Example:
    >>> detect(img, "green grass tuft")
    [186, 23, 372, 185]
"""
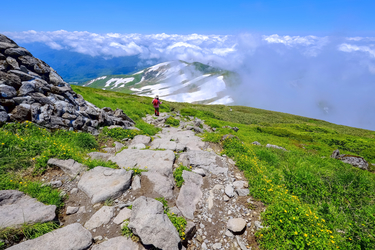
[165, 117, 180, 127]
[0, 222, 59, 248]
[173, 165, 192, 188]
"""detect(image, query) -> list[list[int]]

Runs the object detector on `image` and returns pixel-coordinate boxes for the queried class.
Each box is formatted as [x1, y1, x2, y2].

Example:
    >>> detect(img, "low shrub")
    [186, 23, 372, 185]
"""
[165, 117, 180, 127]
[0, 176, 64, 208]
[125, 167, 148, 176]
[155, 197, 187, 240]
[0, 222, 59, 248]
[85, 159, 118, 170]
[102, 127, 140, 140]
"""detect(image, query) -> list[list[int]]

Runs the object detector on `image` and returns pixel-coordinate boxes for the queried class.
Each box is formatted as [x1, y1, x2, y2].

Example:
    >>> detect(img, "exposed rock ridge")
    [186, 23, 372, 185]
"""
[0, 34, 135, 133]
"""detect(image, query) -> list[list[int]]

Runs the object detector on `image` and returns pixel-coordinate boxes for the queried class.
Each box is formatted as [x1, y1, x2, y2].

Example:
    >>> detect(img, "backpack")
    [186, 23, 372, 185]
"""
[152, 99, 159, 106]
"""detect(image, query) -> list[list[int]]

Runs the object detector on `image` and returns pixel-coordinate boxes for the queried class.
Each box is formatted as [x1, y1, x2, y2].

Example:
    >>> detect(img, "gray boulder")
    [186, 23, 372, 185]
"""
[4, 47, 32, 57]
[130, 135, 151, 145]
[114, 141, 125, 152]
[266, 144, 287, 151]
[0, 59, 8, 71]
[340, 155, 369, 170]
[78, 166, 133, 204]
[47, 158, 87, 177]
[113, 207, 132, 224]
[177, 150, 229, 175]
[227, 218, 246, 233]
[6, 57, 19, 70]
[142, 172, 175, 199]
[87, 152, 113, 161]
[7, 223, 92, 250]
[330, 149, 369, 170]
[225, 184, 235, 198]
[131, 175, 141, 191]
[0, 42, 17, 50]
[183, 221, 197, 244]
[91, 236, 141, 250]
[150, 138, 177, 151]
[0, 190, 56, 229]
[176, 171, 203, 220]
[331, 149, 341, 159]
[18, 81, 36, 96]
[84, 206, 115, 230]
[0, 84, 17, 98]
[129, 196, 180, 250]
[9, 103, 31, 121]
[236, 189, 250, 197]
[66, 206, 79, 215]
[8, 69, 35, 81]
[233, 181, 247, 190]
[0, 111, 8, 123]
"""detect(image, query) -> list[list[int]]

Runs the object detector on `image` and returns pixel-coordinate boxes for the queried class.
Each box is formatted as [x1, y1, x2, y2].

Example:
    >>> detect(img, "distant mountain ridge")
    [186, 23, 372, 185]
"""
[81, 61, 239, 105]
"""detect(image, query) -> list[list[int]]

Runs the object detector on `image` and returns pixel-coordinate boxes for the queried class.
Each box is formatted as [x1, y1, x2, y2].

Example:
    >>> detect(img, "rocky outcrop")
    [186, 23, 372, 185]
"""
[84, 206, 115, 230]
[128, 196, 181, 250]
[7, 223, 92, 250]
[47, 158, 87, 177]
[0, 190, 56, 229]
[78, 166, 133, 204]
[266, 144, 287, 151]
[331, 149, 369, 170]
[109, 149, 175, 177]
[0, 34, 135, 133]
[176, 171, 203, 219]
[177, 150, 229, 175]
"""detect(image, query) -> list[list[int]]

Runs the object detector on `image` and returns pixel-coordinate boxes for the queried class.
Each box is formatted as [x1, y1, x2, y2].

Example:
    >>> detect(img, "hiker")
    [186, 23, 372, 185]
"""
[152, 95, 162, 116]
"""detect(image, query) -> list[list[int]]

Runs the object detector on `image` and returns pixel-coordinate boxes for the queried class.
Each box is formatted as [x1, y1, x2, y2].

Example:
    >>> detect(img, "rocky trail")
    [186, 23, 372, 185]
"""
[1, 113, 265, 250]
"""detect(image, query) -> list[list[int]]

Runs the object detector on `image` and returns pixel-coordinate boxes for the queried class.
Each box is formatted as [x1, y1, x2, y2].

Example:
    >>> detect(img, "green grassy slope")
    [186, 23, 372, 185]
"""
[73, 86, 375, 249]
[1, 84, 374, 249]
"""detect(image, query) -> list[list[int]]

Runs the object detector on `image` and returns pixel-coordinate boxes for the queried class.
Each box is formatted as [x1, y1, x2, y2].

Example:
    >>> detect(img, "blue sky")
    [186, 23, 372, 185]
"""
[1, 0, 375, 35]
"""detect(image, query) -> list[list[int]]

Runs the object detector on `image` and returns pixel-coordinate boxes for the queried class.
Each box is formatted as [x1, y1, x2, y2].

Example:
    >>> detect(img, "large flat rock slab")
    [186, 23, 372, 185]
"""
[141, 172, 175, 200]
[109, 149, 175, 177]
[129, 196, 180, 250]
[129, 135, 151, 145]
[158, 128, 205, 151]
[0, 190, 56, 229]
[91, 236, 141, 250]
[8, 223, 92, 250]
[84, 206, 115, 230]
[87, 152, 113, 161]
[177, 150, 229, 175]
[149, 138, 178, 151]
[177, 171, 203, 220]
[47, 158, 87, 177]
[78, 166, 133, 204]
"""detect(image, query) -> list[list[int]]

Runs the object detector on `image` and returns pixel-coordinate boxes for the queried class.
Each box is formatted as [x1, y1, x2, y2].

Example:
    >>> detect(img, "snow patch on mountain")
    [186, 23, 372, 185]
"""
[165, 76, 227, 103]
[105, 78, 135, 89]
[83, 76, 107, 87]
[83, 61, 236, 105]
[210, 95, 234, 105]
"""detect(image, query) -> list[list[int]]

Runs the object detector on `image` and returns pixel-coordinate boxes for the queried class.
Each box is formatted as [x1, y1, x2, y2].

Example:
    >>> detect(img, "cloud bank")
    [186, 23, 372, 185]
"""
[4, 30, 375, 130]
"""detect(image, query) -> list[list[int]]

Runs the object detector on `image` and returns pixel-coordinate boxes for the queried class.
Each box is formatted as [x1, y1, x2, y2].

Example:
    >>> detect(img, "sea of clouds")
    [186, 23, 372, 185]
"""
[4, 30, 375, 130]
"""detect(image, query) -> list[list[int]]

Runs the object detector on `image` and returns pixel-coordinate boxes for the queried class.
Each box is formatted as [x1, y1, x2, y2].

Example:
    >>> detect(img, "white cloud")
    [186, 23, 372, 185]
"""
[338, 43, 375, 58]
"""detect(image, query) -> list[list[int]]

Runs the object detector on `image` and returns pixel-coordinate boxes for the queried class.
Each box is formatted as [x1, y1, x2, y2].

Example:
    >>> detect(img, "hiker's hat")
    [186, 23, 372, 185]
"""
[155, 95, 159, 98]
